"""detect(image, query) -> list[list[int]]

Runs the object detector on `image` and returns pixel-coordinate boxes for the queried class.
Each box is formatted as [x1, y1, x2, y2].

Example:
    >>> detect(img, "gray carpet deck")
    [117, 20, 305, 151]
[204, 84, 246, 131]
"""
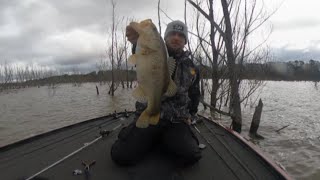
[0, 112, 289, 180]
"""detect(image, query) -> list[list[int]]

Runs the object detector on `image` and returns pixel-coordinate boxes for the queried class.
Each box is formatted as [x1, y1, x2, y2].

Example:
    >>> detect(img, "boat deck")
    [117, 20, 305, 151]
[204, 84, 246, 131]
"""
[0, 112, 290, 180]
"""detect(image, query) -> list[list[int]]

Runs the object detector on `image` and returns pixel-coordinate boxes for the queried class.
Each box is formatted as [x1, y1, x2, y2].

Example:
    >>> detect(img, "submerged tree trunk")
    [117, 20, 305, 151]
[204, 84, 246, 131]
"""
[126, 59, 129, 88]
[96, 85, 100, 95]
[121, 79, 125, 89]
[230, 86, 242, 133]
[221, 0, 242, 133]
[110, 0, 116, 96]
[200, 72, 207, 110]
[210, 73, 219, 117]
[208, 0, 221, 117]
[249, 99, 264, 139]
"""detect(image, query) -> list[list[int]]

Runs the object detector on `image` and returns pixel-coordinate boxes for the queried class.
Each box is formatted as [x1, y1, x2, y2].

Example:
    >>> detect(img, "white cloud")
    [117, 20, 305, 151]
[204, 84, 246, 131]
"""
[41, 29, 106, 55]
[273, 18, 320, 30]
[1, 0, 320, 71]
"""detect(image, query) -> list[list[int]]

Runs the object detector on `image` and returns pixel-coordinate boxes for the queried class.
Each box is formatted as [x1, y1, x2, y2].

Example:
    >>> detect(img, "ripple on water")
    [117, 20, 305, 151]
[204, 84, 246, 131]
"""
[0, 81, 320, 179]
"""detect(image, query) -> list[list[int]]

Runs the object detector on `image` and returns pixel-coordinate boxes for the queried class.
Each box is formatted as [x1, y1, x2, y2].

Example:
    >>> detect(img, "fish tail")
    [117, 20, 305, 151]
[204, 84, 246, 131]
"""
[136, 110, 150, 128]
[148, 112, 160, 125]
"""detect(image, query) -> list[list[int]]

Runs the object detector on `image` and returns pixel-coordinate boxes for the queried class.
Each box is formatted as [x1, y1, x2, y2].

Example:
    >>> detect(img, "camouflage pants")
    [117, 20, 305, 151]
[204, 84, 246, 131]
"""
[110, 115, 201, 167]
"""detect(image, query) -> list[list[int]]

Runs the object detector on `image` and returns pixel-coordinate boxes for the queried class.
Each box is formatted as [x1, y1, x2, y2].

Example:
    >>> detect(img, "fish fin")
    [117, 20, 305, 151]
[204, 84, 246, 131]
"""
[148, 112, 160, 125]
[128, 54, 137, 65]
[168, 57, 176, 76]
[133, 86, 147, 102]
[164, 79, 177, 97]
[136, 110, 150, 128]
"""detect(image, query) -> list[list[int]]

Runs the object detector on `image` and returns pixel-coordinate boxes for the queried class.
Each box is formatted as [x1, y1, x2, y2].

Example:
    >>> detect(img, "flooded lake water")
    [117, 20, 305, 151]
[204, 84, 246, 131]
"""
[0, 81, 319, 180]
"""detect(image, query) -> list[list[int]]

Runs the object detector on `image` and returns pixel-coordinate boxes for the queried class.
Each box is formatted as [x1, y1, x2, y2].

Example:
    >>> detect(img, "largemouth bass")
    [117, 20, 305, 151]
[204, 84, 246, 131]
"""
[128, 19, 177, 128]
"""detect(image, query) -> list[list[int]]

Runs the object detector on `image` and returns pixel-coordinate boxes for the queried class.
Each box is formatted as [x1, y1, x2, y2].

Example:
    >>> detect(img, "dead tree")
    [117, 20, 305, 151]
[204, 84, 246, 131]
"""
[223, 0, 274, 132]
[107, 0, 129, 95]
[15, 65, 24, 85]
[71, 65, 82, 87]
[157, 0, 162, 35]
[186, 0, 225, 118]
[3, 62, 14, 88]
[123, 19, 130, 88]
[96, 56, 107, 85]
[219, 0, 242, 133]
[0, 64, 3, 90]
[116, 45, 125, 89]
[109, 0, 116, 96]
[187, 0, 275, 133]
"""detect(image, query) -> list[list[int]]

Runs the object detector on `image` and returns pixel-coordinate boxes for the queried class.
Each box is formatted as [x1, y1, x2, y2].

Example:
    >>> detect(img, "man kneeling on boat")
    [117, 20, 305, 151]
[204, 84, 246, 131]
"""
[111, 20, 202, 167]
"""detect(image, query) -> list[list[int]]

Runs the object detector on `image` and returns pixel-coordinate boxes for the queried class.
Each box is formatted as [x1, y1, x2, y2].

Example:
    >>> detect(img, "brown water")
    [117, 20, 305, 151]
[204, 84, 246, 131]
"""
[0, 81, 319, 180]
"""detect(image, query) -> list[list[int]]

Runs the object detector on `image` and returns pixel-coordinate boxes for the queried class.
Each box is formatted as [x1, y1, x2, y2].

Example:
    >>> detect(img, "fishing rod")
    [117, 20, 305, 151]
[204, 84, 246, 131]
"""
[25, 123, 123, 180]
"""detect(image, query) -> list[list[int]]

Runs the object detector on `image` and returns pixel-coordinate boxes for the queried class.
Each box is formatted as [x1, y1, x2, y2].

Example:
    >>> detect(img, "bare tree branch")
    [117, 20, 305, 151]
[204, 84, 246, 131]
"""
[157, 0, 162, 35]
[187, 0, 225, 37]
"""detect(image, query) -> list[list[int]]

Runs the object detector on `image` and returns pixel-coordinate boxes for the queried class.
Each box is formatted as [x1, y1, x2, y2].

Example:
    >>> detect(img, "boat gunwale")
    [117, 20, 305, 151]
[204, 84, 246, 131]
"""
[199, 114, 292, 180]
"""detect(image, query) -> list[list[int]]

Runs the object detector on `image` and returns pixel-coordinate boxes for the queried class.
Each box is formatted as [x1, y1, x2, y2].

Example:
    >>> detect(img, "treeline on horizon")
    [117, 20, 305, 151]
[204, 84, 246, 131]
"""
[243, 60, 320, 81]
[48, 59, 320, 83]
[0, 60, 319, 90]
[199, 59, 320, 81]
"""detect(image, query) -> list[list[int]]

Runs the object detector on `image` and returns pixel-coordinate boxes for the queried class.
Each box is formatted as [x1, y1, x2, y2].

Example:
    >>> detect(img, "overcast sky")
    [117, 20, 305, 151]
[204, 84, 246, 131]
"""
[1, 0, 320, 73]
